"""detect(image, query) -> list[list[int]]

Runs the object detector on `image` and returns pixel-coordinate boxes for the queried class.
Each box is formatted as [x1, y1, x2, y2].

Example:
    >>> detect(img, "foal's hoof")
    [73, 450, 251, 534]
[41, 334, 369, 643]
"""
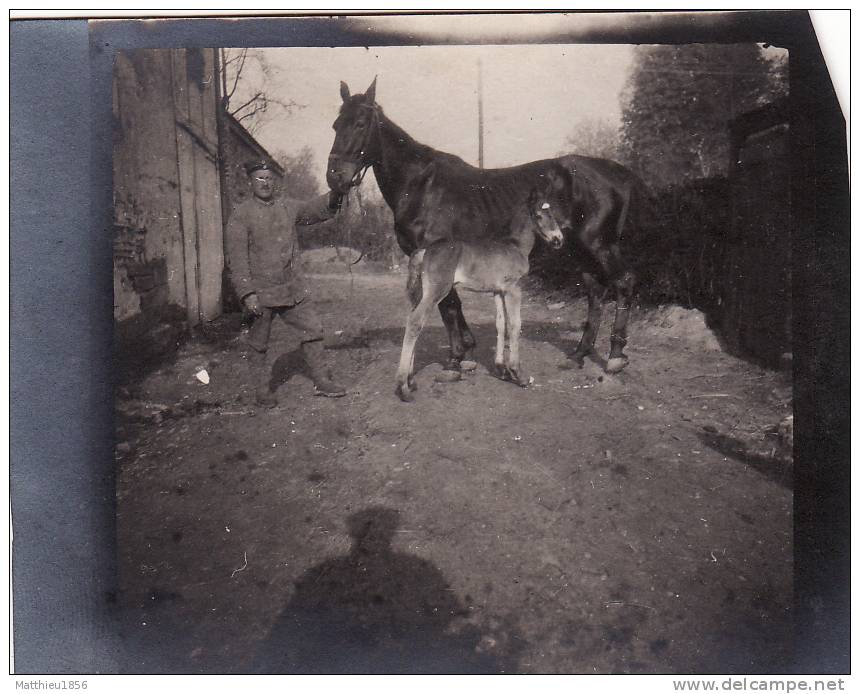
[605, 356, 629, 374]
[558, 355, 585, 371]
[434, 369, 462, 383]
[407, 376, 418, 392]
[395, 383, 414, 402]
[460, 360, 478, 372]
[508, 369, 531, 388]
[493, 363, 511, 381]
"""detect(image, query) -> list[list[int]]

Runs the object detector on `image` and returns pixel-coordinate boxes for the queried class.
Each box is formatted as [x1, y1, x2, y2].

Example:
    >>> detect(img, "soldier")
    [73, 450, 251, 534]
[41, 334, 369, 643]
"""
[226, 160, 347, 406]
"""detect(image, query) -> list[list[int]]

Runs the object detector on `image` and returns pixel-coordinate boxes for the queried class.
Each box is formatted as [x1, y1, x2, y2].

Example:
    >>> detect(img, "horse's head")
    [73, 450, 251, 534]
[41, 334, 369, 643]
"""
[327, 78, 381, 194]
[527, 185, 565, 250]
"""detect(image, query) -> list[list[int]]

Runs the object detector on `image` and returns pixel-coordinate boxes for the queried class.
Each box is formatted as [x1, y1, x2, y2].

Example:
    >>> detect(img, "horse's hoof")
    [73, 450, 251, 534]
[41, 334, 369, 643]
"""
[395, 383, 414, 402]
[460, 359, 478, 372]
[407, 377, 418, 392]
[606, 356, 629, 374]
[493, 364, 510, 381]
[558, 356, 584, 371]
[434, 369, 462, 383]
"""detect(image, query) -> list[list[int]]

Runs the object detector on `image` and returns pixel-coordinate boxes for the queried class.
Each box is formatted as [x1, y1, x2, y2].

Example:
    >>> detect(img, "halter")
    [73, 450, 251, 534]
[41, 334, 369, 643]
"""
[332, 101, 381, 190]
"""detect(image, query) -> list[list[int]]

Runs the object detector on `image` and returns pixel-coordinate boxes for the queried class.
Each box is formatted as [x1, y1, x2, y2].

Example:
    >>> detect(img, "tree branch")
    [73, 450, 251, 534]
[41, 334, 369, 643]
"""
[226, 48, 248, 101]
[235, 102, 267, 123]
[231, 92, 266, 118]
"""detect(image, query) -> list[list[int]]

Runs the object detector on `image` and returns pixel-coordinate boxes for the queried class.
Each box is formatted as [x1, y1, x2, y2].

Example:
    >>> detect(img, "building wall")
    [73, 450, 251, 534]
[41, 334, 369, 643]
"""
[112, 49, 186, 322]
[113, 48, 225, 328]
[723, 98, 791, 367]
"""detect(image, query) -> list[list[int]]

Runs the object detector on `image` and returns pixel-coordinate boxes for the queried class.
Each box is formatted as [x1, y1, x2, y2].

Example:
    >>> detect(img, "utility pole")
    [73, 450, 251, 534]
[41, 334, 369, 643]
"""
[477, 58, 484, 169]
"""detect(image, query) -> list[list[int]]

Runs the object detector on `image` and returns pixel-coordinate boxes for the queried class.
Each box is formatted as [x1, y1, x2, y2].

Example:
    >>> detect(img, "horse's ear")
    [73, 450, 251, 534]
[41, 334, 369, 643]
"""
[365, 76, 377, 103]
[340, 81, 351, 102]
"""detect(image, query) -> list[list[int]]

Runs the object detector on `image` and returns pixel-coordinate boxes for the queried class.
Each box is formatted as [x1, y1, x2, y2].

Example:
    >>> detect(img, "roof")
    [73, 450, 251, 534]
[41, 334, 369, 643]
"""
[220, 108, 286, 178]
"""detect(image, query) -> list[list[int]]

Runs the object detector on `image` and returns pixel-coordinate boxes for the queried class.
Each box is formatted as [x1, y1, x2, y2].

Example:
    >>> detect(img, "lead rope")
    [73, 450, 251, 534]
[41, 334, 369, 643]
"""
[333, 104, 378, 335]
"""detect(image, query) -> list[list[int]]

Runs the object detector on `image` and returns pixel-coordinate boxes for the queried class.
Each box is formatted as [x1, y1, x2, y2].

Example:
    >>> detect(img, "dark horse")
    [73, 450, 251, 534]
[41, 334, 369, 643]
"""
[327, 78, 639, 376]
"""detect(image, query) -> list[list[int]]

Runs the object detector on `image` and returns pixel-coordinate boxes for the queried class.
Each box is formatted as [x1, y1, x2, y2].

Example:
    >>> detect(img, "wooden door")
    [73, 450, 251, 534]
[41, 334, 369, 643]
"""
[171, 48, 224, 324]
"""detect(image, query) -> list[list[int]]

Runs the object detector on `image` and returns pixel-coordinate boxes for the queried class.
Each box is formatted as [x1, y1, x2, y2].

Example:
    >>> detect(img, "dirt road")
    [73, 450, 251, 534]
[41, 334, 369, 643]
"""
[116, 271, 793, 674]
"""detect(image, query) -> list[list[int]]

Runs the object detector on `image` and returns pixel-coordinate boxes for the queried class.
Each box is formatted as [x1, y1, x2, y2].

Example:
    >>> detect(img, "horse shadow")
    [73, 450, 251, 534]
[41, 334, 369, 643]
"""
[362, 319, 601, 376]
[250, 506, 521, 674]
[696, 431, 793, 490]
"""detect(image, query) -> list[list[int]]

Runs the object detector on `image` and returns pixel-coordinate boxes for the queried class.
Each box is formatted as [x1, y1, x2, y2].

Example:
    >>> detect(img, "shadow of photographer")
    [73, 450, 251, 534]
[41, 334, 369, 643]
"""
[252, 506, 520, 673]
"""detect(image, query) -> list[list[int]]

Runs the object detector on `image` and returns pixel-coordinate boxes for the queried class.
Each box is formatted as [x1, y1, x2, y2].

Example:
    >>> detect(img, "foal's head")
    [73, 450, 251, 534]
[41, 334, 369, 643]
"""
[527, 186, 565, 250]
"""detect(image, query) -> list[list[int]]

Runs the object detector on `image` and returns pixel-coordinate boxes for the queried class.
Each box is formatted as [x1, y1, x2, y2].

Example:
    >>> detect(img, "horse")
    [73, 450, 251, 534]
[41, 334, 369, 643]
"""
[327, 78, 639, 377]
[394, 176, 566, 402]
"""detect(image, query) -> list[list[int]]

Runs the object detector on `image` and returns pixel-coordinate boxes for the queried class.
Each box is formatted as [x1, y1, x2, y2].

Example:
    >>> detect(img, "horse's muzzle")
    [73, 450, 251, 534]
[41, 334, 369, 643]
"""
[550, 237, 564, 250]
[326, 156, 360, 194]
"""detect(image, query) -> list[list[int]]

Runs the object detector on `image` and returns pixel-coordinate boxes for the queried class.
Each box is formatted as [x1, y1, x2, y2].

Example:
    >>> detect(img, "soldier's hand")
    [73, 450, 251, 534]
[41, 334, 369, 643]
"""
[244, 294, 262, 316]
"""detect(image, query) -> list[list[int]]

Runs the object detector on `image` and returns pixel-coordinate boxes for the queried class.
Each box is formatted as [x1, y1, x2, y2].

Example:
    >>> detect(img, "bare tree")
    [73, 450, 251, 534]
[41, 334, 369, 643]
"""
[558, 117, 622, 161]
[219, 48, 304, 134]
[271, 146, 322, 200]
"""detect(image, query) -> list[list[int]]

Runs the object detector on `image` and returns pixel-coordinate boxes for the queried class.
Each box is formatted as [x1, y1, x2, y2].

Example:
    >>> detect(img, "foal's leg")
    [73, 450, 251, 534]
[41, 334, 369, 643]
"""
[493, 292, 509, 380]
[396, 293, 440, 402]
[564, 272, 607, 369]
[504, 286, 529, 387]
[407, 352, 417, 392]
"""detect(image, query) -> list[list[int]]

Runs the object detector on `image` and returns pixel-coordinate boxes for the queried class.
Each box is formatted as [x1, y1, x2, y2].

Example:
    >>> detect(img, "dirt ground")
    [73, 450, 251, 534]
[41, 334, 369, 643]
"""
[115, 271, 794, 674]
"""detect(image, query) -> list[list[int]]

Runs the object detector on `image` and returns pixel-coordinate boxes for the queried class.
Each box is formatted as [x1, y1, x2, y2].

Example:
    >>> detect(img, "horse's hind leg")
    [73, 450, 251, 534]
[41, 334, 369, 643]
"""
[456, 306, 478, 371]
[606, 183, 636, 373]
[607, 255, 636, 374]
[437, 288, 469, 381]
[564, 272, 607, 369]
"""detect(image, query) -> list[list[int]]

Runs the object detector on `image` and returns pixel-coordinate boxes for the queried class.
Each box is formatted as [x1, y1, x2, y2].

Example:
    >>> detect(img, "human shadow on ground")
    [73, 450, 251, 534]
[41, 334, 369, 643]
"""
[251, 506, 521, 673]
[269, 347, 310, 391]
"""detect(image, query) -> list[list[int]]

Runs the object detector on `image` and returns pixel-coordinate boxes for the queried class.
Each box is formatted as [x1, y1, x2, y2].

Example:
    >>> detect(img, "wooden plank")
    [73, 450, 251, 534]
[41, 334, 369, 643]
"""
[174, 126, 201, 325]
[192, 143, 224, 321]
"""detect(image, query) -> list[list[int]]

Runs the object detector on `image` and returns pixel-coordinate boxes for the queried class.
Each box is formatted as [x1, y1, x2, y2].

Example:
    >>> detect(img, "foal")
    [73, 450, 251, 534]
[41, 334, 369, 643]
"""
[395, 188, 565, 402]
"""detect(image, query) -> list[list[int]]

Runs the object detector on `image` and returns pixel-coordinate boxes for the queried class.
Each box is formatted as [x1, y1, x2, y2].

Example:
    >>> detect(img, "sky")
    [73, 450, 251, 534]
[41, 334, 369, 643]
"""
[228, 44, 635, 188]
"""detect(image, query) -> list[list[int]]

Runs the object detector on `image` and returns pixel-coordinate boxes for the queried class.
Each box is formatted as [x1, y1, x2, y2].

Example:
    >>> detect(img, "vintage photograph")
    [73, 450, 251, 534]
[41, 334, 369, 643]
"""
[10, 11, 850, 677]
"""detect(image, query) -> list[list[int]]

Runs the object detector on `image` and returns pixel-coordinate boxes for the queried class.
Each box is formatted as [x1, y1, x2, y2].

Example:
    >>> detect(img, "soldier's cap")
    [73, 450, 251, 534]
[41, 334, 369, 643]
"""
[245, 160, 273, 175]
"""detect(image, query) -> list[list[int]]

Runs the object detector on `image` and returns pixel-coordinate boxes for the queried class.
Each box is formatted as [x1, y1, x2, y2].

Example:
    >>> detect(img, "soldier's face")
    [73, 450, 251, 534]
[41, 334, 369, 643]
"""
[251, 170, 275, 200]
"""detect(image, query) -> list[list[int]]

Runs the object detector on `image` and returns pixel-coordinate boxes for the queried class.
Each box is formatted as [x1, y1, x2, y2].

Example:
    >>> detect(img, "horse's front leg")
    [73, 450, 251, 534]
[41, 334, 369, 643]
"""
[436, 289, 468, 381]
[504, 286, 530, 387]
[563, 271, 607, 369]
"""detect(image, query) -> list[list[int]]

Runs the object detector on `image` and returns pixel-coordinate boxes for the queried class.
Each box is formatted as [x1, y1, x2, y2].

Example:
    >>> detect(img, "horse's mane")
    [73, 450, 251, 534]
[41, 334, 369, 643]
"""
[373, 104, 478, 173]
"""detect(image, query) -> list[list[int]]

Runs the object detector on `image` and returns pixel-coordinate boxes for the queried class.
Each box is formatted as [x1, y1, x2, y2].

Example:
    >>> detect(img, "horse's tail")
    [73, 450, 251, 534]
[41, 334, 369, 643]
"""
[406, 249, 426, 308]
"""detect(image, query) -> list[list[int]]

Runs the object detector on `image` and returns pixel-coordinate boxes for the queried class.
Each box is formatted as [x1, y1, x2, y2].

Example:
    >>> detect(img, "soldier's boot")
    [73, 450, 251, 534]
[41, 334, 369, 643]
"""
[250, 349, 278, 408]
[302, 339, 347, 398]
